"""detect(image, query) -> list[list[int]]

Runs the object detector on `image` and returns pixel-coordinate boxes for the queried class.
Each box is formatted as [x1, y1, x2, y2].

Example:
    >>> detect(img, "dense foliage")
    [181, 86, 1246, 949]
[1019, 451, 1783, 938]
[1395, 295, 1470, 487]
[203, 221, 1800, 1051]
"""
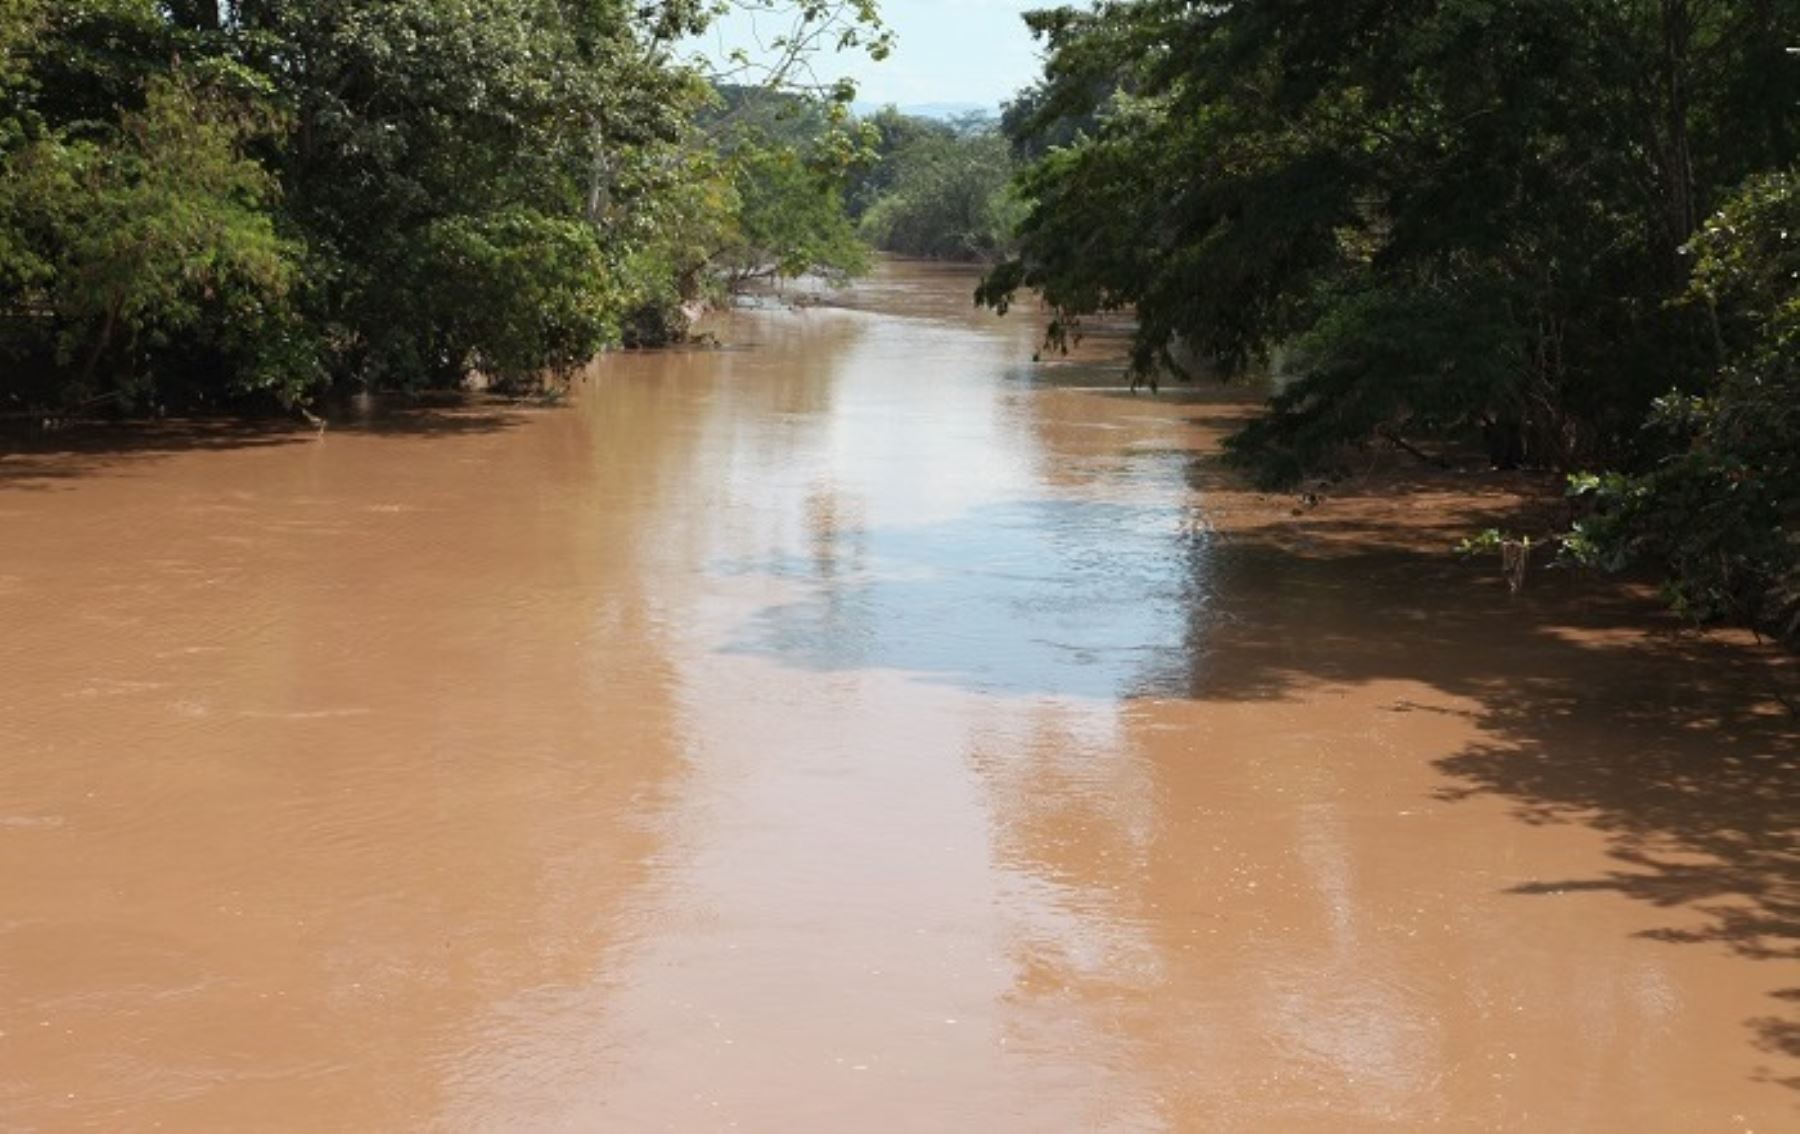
[706, 85, 869, 287]
[981, 0, 1800, 642]
[852, 109, 1022, 261]
[1567, 172, 1800, 647]
[0, 0, 885, 413]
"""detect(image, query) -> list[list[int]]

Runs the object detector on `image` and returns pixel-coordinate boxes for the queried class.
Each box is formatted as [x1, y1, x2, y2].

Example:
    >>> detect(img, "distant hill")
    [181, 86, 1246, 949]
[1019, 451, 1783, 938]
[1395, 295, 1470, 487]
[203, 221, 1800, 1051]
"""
[854, 101, 997, 123]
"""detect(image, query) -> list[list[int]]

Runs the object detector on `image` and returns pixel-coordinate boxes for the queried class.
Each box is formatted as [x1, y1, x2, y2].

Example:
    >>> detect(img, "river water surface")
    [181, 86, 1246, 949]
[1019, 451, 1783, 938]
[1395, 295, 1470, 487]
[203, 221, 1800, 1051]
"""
[2, 261, 1795, 1130]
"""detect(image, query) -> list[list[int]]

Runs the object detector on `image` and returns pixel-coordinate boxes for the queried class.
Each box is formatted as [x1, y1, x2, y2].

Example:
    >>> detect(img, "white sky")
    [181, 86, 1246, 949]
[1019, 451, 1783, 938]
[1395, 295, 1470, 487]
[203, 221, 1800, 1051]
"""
[694, 0, 1048, 110]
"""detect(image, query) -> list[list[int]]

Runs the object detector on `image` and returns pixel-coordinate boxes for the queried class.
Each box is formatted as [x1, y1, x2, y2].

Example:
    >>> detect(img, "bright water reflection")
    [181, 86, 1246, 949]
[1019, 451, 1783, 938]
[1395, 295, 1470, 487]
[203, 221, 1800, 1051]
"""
[719, 498, 1209, 698]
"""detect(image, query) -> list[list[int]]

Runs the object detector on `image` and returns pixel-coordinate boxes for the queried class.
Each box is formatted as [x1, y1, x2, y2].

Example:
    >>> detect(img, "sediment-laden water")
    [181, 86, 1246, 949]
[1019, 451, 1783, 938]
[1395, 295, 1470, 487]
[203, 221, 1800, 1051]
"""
[2, 261, 1793, 1130]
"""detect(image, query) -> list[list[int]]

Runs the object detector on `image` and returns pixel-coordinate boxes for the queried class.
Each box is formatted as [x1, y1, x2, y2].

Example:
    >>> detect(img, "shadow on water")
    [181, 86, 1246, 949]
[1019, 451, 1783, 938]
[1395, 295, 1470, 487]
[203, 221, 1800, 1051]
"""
[719, 477, 1798, 1084]
[1193, 536, 1799, 1088]
[0, 420, 308, 490]
[0, 402, 531, 490]
[337, 400, 536, 437]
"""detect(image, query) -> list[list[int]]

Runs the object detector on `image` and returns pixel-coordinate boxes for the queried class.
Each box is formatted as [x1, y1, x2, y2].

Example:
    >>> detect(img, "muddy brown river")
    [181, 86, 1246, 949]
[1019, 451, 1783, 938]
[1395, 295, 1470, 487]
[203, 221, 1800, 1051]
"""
[2, 261, 1795, 1130]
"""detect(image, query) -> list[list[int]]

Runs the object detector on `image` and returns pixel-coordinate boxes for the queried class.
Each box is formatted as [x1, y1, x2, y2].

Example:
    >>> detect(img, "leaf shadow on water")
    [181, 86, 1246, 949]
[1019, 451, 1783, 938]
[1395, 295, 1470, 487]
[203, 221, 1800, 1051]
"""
[719, 493, 1798, 1086]
[1185, 537, 1800, 1090]
[0, 401, 533, 490]
[0, 420, 309, 489]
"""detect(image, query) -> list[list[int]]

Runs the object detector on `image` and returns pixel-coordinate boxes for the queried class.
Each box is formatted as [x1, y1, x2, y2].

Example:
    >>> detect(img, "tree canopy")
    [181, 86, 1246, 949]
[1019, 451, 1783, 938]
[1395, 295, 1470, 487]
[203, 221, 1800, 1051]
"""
[0, 0, 887, 413]
[982, 0, 1800, 644]
[853, 110, 1023, 262]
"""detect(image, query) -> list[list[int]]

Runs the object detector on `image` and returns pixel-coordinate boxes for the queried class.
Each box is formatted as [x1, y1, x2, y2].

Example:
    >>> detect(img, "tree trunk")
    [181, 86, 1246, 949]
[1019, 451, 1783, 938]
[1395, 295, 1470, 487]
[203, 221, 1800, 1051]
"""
[77, 302, 119, 398]
[586, 118, 610, 223]
[167, 1, 221, 31]
[1655, 0, 1698, 273]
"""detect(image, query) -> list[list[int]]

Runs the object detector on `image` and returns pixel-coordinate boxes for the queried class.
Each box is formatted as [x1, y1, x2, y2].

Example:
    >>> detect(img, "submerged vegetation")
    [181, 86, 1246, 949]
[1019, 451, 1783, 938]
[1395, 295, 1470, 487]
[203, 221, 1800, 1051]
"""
[981, 0, 1800, 647]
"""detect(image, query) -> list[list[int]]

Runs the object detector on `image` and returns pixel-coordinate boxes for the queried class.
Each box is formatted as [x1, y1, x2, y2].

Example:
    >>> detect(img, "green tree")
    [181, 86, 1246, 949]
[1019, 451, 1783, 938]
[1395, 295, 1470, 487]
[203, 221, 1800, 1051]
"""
[982, 1, 1800, 482]
[0, 0, 892, 409]
[228, 0, 652, 388]
[0, 7, 308, 412]
[845, 106, 949, 217]
[857, 119, 1021, 261]
[1567, 171, 1800, 647]
[700, 84, 874, 288]
[718, 139, 868, 285]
